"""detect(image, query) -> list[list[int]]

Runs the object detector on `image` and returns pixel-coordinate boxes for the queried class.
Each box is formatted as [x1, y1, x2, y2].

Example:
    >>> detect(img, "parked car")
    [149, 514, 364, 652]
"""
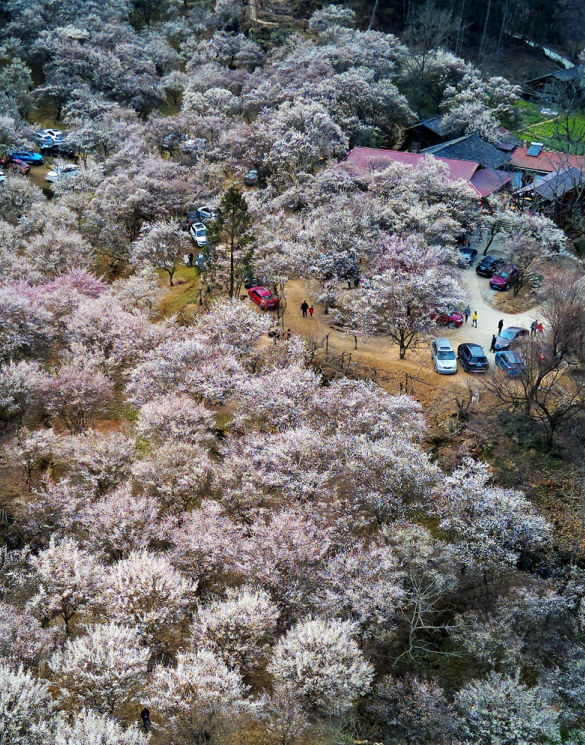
[490, 264, 520, 290]
[495, 350, 526, 377]
[41, 141, 77, 158]
[1, 157, 30, 174]
[0, 170, 5, 183]
[248, 286, 278, 310]
[457, 343, 489, 373]
[431, 338, 458, 375]
[36, 128, 63, 140]
[196, 205, 217, 222]
[161, 132, 186, 151]
[8, 150, 43, 165]
[37, 133, 56, 147]
[457, 247, 478, 268]
[476, 254, 505, 277]
[45, 163, 79, 182]
[244, 276, 261, 289]
[494, 326, 529, 351]
[431, 310, 464, 328]
[243, 169, 258, 186]
[189, 222, 208, 247]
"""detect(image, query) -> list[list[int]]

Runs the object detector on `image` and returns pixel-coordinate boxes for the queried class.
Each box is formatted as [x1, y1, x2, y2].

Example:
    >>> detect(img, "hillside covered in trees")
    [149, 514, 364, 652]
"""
[2, 2, 585, 745]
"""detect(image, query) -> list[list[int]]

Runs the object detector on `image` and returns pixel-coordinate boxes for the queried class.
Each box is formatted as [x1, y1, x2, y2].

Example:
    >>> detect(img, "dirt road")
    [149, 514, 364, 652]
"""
[276, 235, 542, 392]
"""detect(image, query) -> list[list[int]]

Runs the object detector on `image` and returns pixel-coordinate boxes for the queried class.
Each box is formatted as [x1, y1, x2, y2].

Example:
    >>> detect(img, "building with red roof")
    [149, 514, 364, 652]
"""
[509, 145, 585, 174]
[341, 147, 512, 197]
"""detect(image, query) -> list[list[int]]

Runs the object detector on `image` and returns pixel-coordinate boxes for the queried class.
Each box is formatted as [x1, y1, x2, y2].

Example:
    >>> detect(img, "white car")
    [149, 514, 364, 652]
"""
[36, 128, 63, 140]
[0, 170, 5, 184]
[196, 205, 217, 222]
[45, 164, 79, 182]
[431, 338, 458, 375]
[189, 222, 208, 247]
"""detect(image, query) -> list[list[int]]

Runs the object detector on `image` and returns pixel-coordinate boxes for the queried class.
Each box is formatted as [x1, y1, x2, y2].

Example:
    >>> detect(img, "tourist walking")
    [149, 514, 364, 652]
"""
[498, 319, 504, 334]
[301, 301, 309, 318]
[308, 305, 314, 318]
[472, 311, 478, 328]
[464, 305, 471, 323]
[530, 320, 538, 336]
[140, 708, 152, 732]
[490, 334, 497, 352]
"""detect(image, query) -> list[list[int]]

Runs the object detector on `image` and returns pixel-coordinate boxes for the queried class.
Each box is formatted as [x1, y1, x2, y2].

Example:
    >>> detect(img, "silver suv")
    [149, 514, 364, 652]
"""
[431, 338, 457, 374]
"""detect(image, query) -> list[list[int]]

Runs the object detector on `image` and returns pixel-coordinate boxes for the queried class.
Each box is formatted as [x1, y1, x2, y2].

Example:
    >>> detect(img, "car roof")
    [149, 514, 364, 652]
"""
[434, 338, 454, 349]
[463, 343, 484, 352]
[250, 286, 271, 295]
[505, 326, 525, 332]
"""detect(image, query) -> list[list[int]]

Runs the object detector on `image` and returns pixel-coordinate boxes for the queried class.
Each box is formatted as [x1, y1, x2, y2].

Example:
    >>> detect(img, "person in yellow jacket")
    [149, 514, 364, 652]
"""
[471, 311, 478, 328]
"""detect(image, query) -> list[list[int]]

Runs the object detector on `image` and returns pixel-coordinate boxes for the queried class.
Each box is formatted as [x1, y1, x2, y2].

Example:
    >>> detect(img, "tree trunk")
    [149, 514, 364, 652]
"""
[497, 0, 509, 55]
[480, 0, 492, 57]
[455, 0, 467, 55]
[483, 230, 496, 254]
[368, 0, 380, 30]
[229, 239, 235, 298]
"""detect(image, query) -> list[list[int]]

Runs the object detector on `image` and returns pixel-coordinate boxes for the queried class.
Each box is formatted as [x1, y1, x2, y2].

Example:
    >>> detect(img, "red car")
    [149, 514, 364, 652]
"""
[1, 157, 30, 174]
[431, 311, 463, 328]
[490, 264, 520, 290]
[248, 286, 279, 310]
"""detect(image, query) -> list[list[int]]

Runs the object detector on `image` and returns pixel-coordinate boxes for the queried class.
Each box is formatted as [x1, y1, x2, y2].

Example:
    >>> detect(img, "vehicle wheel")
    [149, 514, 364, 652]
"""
[448, 322, 455, 328]
[504, 283, 509, 290]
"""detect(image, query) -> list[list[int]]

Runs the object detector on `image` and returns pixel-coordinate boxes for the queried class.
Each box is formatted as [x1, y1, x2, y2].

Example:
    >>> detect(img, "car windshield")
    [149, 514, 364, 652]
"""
[196, 228, 206, 236]
[437, 351, 456, 360]
[501, 329, 516, 339]
[499, 271, 509, 278]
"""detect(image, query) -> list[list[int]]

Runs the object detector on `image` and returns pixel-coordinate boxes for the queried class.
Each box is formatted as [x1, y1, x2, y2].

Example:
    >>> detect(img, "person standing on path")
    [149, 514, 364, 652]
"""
[301, 301, 309, 318]
[472, 311, 478, 328]
[140, 708, 152, 732]
[308, 305, 314, 318]
[490, 335, 497, 352]
[498, 319, 504, 334]
[464, 305, 471, 323]
[530, 320, 538, 336]
[537, 322, 544, 334]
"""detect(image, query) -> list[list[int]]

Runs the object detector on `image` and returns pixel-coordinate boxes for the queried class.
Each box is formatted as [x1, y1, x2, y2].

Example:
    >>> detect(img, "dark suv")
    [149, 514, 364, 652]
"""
[476, 255, 505, 277]
[457, 343, 489, 373]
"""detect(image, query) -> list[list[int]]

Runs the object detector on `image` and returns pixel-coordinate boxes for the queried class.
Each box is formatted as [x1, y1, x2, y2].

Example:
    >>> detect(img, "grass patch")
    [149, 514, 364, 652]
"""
[513, 100, 585, 154]
[156, 265, 202, 316]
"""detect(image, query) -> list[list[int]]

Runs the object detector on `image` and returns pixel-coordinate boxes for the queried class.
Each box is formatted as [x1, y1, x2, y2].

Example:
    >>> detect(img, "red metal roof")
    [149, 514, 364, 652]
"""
[470, 169, 514, 197]
[343, 147, 480, 182]
[509, 147, 585, 173]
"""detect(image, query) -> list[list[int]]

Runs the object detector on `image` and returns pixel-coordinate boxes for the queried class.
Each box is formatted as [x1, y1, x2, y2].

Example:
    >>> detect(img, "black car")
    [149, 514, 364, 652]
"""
[457, 343, 490, 373]
[494, 326, 529, 351]
[40, 141, 77, 158]
[243, 276, 261, 289]
[457, 247, 478, 268]
[476, 254, 505, 277]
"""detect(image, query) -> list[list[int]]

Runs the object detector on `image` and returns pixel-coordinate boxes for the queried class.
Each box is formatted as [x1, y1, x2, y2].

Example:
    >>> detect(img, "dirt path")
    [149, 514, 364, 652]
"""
[447, 235, 542, 359]
[275, 234, 543, 394]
